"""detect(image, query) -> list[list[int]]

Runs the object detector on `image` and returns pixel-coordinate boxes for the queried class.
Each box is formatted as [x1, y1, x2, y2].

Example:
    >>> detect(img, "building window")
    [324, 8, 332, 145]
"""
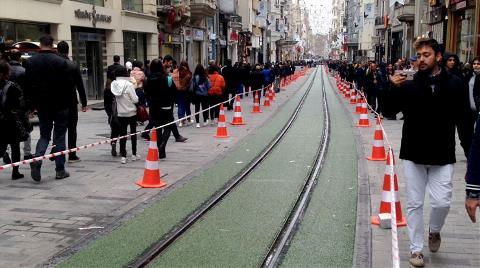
[71, 0, 105, 6]
[456, 8, 476, 64]
[0, 21, 50, 45]
[122, 0, 144, 13]
[123, 31, 147, 62]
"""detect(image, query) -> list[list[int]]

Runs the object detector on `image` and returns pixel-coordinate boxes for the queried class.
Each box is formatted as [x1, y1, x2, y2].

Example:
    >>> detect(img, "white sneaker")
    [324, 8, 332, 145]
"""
[121, 157, 127, 164]
[203, 119, 210, 126]
[189, 118, 195, 124]
[178, 122, 183, 127]
[196, 123, 201, 128]
[131, 154, 141, 161]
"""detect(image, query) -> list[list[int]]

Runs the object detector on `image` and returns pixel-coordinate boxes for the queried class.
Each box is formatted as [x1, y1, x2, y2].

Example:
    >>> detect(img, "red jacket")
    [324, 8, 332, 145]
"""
[208, 72, 225, 96]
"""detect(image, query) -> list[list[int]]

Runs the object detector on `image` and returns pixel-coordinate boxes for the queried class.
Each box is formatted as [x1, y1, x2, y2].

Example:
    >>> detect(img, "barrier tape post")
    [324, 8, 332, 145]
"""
[389, 148, 400, 268]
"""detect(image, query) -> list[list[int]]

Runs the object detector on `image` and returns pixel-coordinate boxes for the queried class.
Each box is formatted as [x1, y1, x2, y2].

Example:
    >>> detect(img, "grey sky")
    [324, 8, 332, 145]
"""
[304, 0, 333, 35]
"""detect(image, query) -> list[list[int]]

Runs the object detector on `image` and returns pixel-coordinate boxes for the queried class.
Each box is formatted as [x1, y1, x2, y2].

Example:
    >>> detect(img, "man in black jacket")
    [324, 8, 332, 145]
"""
[57, 41, 87, 163]
[459, 56, 480, 157]
[390, 38, 469, 267]
[24, 35, 71, 181]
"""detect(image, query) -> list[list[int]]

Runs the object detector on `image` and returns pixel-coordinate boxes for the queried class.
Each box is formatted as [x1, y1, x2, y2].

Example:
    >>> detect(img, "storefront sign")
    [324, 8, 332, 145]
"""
[229, 31, 239, 42]
[75, 6, 112, 28]
[184, 29, 192, 41]
[456, 1, 467, 9]
[193, 29, 204, 41]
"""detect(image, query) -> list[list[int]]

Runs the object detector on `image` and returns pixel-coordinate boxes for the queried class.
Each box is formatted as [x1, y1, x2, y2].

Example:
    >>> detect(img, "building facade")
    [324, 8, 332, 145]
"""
[0, 0, 158, 100]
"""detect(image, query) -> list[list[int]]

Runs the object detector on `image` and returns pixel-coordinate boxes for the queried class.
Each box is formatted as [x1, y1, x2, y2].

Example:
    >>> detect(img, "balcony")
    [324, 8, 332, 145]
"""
[375, 16, 384, 26]
[395, 3, 414, 23]
[157, 0, 190, 23]
[190, 0, 216, 21]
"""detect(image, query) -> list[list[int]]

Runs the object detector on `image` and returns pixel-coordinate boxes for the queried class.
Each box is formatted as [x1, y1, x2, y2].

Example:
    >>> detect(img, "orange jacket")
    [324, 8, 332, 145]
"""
[208, 72, 225, 96]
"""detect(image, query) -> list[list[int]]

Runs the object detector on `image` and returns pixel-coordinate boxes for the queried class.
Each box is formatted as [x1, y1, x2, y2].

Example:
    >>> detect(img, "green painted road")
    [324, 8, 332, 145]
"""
[281, 68, 358, 267]
[148, 71, 325, 267]
[58, 72, 316, 268]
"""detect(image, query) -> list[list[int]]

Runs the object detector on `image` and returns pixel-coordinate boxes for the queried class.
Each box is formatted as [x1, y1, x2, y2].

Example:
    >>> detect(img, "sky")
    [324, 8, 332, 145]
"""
[304, 0, 333, 35]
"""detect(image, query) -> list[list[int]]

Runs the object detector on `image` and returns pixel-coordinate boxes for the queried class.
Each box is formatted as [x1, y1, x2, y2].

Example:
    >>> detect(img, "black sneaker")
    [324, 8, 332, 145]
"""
[68, 155, 81, 163]
[30, 161, 42, 182]
[175, 136, 188, 143]
[55, 170, 70, 180]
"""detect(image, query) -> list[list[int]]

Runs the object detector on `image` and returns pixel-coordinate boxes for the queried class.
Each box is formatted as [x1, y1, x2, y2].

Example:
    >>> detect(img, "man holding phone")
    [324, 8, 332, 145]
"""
[390, 38, 468, 267]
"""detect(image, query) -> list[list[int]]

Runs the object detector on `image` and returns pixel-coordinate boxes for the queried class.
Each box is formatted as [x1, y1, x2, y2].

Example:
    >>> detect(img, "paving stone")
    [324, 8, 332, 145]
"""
[1, 225, 33, 231]
[34, 232, 65, 240]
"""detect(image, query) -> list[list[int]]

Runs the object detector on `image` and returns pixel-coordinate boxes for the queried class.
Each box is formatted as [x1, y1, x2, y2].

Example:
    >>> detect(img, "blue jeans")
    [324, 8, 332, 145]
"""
[36, 109, 69, 171]
[176, 91, 191, 119]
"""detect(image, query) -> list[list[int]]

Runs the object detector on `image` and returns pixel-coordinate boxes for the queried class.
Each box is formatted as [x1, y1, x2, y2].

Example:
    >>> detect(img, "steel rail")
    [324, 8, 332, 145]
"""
[128, 68, 319, 268]
[262, 66, 331, 268]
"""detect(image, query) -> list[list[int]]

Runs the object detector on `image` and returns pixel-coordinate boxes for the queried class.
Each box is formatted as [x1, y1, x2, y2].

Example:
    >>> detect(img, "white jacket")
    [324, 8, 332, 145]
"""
[111, 77, 138, 117]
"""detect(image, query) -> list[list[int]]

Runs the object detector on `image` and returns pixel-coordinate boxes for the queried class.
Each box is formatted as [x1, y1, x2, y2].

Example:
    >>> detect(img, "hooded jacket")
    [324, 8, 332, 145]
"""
[111, 77, 138, 117]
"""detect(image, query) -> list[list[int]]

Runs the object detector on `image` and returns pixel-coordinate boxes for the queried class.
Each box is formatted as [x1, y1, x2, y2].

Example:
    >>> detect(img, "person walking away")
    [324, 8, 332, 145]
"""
[110, 67, 140, 164]
[105, 55, 124, 156]
[8, 49, 34, 160]
[24, 35, 71, 181]
[465, 112, 480, 223]
[208, 65, 225, 125]
[261, 63, 272, 95]
[162, 55, 187, 142]
[192, 64, 211, 127]
[172, 61, 193, 126]
[221, 59, 236, 110]
[459, 56, 480, 157]
[250, 64, 264, 103]
[57, 41, 87, 163]
[144, 59, 177, 159]
[390, 38, 469, 267]
[0, 60, 30, 180]
[365, 62, 379, 112]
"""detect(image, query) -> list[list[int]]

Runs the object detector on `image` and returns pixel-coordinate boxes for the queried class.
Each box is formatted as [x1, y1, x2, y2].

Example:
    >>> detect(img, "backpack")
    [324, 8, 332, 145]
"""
[193, 76, 210, 96]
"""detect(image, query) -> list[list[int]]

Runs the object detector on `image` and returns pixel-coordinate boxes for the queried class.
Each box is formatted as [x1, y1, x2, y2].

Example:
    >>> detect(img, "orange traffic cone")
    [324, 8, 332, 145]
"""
[264, 90, 271, 107]
[344, 83, 351, 99]
[355, 96, 363, 114]
[371, 150, 407, 227]
[356, 99, 370, 127]
[136, 129, 167, 188]
[252, 91, 262, 113]
[367, 117, 387, 161]
[350, 87, 357, 104]
[231, 96, 246, 125]
[215, 104, 229, 138]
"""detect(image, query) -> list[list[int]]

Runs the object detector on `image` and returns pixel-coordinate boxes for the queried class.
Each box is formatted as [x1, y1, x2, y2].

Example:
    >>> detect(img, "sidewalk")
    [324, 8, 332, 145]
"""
[333, 82, 480, 267]
[0, 73, 310, 267]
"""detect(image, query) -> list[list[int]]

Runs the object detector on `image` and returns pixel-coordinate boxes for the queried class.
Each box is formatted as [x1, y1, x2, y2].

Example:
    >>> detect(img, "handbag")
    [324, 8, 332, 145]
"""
[136, 104, 149, 123]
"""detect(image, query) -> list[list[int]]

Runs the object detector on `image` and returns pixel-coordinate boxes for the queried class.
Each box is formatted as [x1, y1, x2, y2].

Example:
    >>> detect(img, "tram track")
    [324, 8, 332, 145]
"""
[129, 67, 330, 268]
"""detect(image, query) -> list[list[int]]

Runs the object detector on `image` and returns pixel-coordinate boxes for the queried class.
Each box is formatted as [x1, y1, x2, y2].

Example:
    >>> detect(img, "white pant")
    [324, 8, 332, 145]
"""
[403, 160, 454, 253]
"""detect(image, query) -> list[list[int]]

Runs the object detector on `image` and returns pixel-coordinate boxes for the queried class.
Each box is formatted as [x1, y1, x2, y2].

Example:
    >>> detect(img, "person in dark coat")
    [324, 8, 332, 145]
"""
[459, 56, 480, 157]
[144, 59, 176, 159]
[0, 60, 29, 180]
[105, 55, 124, 156]
[250, 64, 264, 103]
[365, 62, 380, 112]
[23, 35, 71, 181]
[57, 41, 87, 163]
[390, 38, 470, 267]
[465, 112, 480, 223]
[221, 59, 236, 110]
[442, 52, 463, 79]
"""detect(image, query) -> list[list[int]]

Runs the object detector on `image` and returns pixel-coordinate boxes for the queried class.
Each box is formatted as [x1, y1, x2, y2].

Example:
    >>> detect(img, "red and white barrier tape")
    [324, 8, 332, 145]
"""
[0, 70, 310, 172]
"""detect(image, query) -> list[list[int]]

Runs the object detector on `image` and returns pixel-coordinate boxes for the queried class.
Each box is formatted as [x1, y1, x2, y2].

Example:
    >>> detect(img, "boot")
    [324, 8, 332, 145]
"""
[12, 167, 24, 180]
[159, 144, 166, 159]
[111, 142, 117, 157]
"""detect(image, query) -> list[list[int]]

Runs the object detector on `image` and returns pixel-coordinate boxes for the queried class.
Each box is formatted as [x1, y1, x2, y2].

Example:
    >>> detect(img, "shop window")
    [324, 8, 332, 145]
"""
[456, 8, 476, 64]
[0, 21, 49, 45]
[122, 0, 144, 13]
[71, 0, 104, 6]
[123, 32, 147, 62]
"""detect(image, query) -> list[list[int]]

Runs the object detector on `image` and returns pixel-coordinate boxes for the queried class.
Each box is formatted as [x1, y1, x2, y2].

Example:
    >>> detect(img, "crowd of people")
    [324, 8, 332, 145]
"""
[329, 38, 479, 267]
[0, 34, 301, 181]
